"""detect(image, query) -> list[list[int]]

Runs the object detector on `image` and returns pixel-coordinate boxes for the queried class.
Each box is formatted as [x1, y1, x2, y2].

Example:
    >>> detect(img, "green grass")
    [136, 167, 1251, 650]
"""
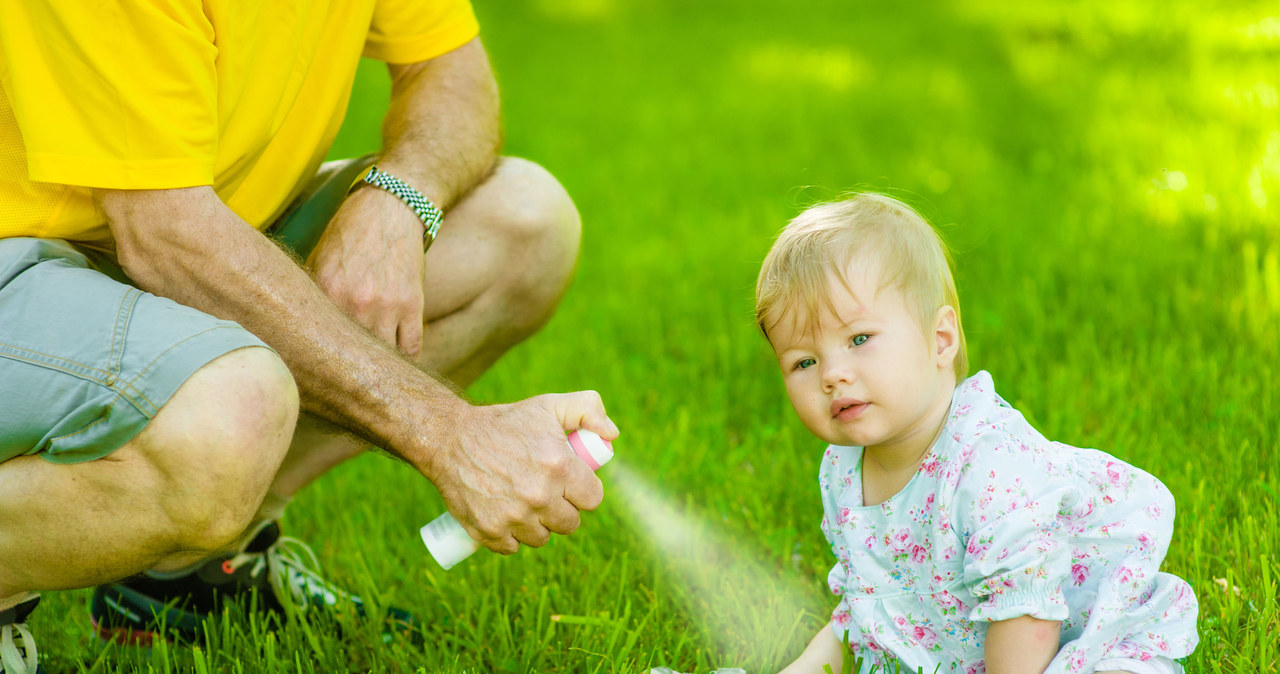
[31, 0, 1279, 671]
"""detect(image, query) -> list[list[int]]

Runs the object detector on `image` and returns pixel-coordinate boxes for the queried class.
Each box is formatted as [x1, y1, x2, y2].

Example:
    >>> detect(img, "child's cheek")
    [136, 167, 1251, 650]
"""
[782, 378, 809, 413]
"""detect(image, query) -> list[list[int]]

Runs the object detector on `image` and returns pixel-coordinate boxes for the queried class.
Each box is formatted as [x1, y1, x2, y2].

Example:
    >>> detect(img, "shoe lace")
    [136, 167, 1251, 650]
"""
[0, 622, 37, 674]
[224, 536, 351, 614]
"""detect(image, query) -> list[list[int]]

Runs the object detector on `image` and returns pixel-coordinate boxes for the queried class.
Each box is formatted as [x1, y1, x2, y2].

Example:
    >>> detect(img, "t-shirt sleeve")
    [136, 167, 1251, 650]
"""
[953, 432, 1077, 623]
[364, 0, 481, 64]
[0, 0, 218, 188]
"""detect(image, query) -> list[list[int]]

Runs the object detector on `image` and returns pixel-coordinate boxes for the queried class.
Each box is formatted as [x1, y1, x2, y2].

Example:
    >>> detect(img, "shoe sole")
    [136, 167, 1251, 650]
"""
[90, 613, 160, 648]
[90, 584, 204, 646]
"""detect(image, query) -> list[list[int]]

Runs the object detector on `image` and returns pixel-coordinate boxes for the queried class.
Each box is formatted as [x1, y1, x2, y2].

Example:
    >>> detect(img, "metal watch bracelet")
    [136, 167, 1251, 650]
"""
[357, 165, 443, 251]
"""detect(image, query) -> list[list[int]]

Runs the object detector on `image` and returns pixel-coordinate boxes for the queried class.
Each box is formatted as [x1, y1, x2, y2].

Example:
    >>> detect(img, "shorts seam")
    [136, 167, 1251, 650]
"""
[118, 324, 261, 416]
[0, 324, 254, 419]
[0, 343, 113, 381]
[0, 347, 129, 447]
[109, 287, 141, 378]
[47, 401, 120, 444]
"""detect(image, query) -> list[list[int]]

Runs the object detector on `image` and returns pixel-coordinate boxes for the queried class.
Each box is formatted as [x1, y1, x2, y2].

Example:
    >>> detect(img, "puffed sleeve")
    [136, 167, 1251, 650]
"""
[0, 0, 218, 188]
[952, 432, 1077, 623]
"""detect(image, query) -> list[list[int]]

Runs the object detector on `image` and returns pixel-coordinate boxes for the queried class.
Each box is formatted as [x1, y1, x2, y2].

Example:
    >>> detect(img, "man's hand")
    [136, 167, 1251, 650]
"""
[309, 37, 500, 358]
[424, 390, 620, 554]
[309, 185, 427, 356]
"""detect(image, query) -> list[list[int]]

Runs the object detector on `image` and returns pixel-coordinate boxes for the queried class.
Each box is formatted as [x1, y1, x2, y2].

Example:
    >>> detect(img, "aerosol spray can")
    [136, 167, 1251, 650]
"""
[421, 429, 615, 569]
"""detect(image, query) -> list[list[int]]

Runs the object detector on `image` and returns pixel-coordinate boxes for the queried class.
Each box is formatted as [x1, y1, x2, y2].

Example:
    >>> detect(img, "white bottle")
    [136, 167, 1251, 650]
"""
[421, 429, 615, 570]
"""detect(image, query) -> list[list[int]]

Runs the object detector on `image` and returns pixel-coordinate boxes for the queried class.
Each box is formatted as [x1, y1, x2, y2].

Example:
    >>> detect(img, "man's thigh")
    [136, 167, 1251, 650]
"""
[0, 237, 268, 465]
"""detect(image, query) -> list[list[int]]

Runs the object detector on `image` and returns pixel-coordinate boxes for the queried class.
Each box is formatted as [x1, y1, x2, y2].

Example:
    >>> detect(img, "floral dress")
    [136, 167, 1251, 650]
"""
[819, 371, 1198, 673]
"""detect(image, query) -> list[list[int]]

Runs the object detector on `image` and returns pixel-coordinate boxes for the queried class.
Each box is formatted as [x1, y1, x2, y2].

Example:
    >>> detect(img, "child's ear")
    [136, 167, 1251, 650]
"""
[933, 305, 959, 369]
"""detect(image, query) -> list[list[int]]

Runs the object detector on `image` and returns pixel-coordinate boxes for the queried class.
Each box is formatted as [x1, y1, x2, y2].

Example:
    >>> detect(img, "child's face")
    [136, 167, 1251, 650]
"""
[767, 261, 958, 454]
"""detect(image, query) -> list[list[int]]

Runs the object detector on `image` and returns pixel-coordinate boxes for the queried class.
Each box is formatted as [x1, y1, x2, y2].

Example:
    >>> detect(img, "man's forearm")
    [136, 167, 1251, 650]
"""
[99, 186, 466, 471]
[376, 38, 501, 210]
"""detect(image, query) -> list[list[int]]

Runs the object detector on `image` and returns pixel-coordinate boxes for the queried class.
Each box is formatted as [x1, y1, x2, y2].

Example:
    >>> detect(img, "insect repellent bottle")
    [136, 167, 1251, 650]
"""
[421, 429, 615, 570]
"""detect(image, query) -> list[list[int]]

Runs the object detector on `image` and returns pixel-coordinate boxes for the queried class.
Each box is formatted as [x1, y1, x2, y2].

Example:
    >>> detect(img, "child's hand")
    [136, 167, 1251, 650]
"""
[778, 624, 842, 674]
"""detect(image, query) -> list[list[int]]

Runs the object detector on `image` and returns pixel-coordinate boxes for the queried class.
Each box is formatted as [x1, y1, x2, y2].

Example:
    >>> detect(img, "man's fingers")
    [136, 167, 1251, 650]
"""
[441, 396, 618, 563]
[563, 471, 605, 512]
[512, 521, 553, 548]
[398, 314, 423, 357]
[539, 498, 584, 536]
[480, 534, 521, 556]
[549, 390, 620, 439]
[373, 314, 399, 347]
[544, 391, 612, 510]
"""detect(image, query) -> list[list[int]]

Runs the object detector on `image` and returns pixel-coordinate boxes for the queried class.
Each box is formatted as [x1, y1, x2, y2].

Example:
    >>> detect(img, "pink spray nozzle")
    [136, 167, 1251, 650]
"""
[567, 429, 614, 470]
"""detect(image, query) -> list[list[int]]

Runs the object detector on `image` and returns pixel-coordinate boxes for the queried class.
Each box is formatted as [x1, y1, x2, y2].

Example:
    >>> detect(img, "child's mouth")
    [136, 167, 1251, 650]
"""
[831, 398, 868, 421]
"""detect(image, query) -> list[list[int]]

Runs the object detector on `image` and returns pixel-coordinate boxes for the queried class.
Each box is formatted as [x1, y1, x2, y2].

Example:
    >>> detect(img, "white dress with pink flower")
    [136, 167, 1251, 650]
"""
[819, 371, 1198, 673]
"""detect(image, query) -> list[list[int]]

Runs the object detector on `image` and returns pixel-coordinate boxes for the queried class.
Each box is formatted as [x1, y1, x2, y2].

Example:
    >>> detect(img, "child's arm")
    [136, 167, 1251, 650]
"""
[984, 615, 1060, 674]
[778, 623, 842, 674]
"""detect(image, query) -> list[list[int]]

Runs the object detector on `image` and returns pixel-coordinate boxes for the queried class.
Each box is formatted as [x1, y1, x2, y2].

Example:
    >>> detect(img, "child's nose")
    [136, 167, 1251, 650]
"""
[821, 361, 854, 390]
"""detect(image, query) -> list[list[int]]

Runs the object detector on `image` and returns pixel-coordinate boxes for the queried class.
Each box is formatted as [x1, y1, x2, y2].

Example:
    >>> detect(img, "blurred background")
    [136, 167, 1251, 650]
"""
[323, 0, 1279, 670]
[45, 0, 1279, 671]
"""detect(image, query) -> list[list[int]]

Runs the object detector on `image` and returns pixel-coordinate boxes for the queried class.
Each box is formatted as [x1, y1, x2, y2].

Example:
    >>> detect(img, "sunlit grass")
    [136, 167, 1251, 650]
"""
[28, 0, 1277, 672]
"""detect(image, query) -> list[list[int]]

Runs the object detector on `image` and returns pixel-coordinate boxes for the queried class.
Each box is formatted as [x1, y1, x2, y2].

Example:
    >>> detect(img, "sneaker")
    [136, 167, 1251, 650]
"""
[90, 522, 419, 646]
[0, 595, 40, 674]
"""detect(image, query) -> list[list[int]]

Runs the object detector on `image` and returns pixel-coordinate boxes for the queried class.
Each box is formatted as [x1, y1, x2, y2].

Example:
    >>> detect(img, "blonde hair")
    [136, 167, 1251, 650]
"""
[754, 192, 968, 379]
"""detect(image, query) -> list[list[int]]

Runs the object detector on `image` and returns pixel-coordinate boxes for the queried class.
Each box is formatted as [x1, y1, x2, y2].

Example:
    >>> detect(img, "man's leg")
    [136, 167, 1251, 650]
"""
[0, 346, 297, 598]
[413, 156, 582, 385]
[83, 156, 577, 644]
[268, 156, 581, 499]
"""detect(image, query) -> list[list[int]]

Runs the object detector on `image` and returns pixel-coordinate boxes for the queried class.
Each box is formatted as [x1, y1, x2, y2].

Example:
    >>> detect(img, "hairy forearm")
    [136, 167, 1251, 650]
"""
[984, 615, 1060, 674]
[100, 187, 466, 470]
[377, 38, 501, 210]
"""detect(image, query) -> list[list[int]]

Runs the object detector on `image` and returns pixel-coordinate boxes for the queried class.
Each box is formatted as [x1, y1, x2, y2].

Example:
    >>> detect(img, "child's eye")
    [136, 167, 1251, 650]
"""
[851, 334, 870, 346]
[794, 357, 816, 370]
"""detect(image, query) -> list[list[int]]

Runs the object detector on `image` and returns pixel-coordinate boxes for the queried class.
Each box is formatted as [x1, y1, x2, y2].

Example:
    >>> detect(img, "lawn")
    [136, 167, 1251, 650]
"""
[33, 0, 1278, 672]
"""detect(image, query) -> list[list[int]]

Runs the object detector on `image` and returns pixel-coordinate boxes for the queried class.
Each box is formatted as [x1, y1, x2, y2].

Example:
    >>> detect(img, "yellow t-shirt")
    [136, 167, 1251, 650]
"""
[0, 0, 479, 246]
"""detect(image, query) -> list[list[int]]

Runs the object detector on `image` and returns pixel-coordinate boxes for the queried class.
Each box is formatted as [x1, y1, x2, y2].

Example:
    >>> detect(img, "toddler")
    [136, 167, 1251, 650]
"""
[755, 194, 1198, 674]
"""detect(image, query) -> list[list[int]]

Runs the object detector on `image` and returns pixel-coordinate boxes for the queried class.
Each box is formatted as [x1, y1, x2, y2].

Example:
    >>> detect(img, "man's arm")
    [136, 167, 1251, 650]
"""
[380, 38, 500, 211]
[98, 185, 612, 553]
[308, 38, 500, 355]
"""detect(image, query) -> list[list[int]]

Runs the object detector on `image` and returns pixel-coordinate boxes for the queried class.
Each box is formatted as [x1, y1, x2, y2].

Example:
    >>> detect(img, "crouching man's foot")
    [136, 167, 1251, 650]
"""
[0, 594, 41, 674]
[89, 522, 419, 646]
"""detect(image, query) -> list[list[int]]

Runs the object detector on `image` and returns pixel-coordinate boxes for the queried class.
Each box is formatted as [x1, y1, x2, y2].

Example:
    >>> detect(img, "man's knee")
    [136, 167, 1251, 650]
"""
[489, 157, 580, 268]
[485, 157, 581, 324]
[136, 347, 298, 552]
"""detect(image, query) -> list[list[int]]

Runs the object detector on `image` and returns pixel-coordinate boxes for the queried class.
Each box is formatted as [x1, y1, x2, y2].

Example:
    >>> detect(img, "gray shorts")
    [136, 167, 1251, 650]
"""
[0, 156, 373, 466]
[0, 238, 268, 464]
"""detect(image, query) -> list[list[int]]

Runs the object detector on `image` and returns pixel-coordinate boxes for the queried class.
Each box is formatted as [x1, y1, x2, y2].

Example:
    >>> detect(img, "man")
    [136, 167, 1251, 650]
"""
[0, 1, 618, 668]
